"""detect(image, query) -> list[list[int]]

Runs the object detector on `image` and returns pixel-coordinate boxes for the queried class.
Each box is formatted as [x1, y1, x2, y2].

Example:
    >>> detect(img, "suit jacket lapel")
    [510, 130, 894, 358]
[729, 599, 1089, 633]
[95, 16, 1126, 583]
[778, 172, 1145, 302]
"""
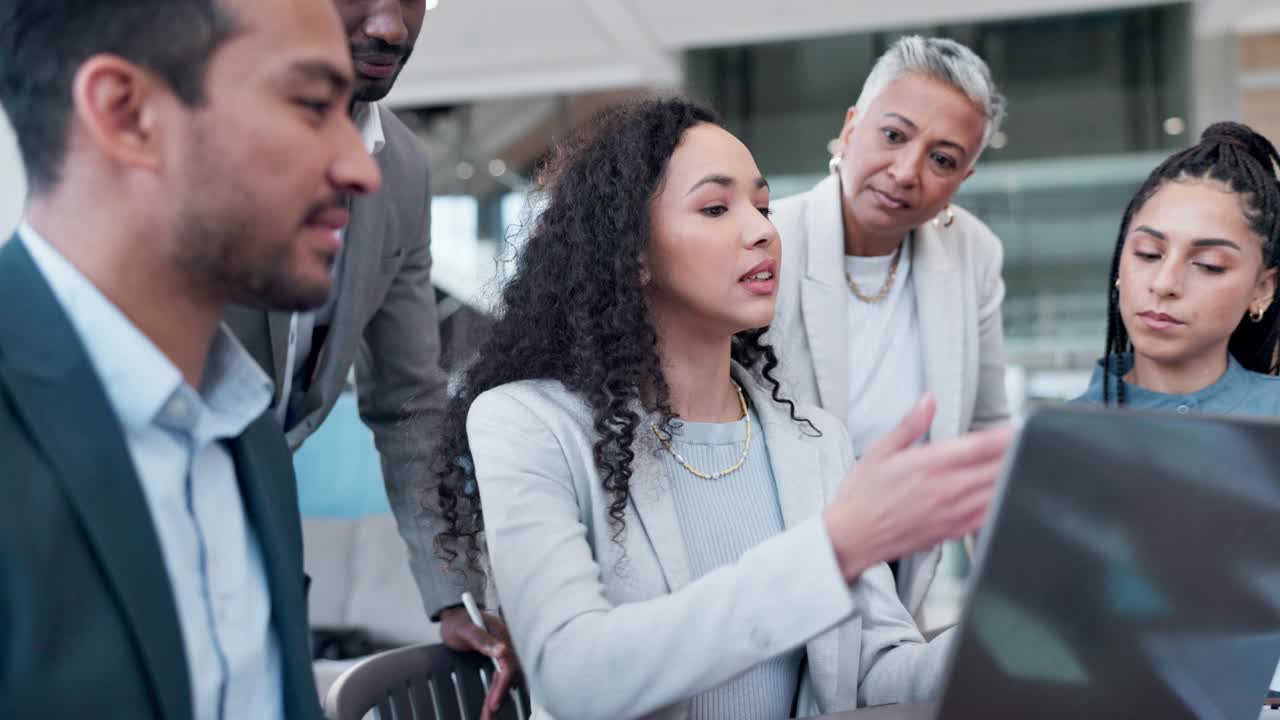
[799, 174, 850, 420]
[267, 312, 293, 389]
[738, 367, 842, 704]
[301, 152, 391, 416]
[0, 238, 191, 720]
[911, 224, 962, 441]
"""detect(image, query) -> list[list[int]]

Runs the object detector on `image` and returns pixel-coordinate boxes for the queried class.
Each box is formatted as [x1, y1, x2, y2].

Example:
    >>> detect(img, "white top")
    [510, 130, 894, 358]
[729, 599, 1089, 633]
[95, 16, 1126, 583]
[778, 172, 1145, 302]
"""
[844, 236, 926, 457]
[276, 101, 387, 425]
[19, 223, 283, 720]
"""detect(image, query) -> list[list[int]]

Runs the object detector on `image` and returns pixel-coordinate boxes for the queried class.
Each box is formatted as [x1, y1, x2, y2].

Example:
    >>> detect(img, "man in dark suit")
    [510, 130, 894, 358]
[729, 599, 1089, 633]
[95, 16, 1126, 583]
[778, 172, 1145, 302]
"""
[0, 0, 379, 717]
[222, 1, 517, 703]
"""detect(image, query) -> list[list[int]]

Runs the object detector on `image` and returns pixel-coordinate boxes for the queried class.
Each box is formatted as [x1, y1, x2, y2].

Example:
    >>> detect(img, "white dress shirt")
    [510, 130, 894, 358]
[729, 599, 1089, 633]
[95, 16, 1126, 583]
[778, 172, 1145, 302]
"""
[844, 236, 927, 457]
[276, 101, 387, 425]
[19, 223, 284, 720]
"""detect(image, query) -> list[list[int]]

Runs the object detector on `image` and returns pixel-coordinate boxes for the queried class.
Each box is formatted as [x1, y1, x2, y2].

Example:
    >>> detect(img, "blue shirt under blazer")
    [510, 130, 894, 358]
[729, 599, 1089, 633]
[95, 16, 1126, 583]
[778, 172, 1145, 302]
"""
[0, 235, 323, 720]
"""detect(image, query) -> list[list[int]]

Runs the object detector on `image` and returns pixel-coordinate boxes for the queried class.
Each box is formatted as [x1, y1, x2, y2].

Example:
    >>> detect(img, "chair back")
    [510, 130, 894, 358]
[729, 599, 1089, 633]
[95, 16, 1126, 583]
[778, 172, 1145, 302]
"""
[324, 643, 528, 720]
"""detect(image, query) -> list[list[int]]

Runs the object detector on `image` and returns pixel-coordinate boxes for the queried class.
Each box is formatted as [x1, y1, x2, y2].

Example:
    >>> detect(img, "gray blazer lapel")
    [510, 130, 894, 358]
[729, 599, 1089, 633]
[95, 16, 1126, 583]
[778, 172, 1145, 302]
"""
[267, 312, 292, 386]
[799, 174, 850, 420]
[298, 189, 388, 419]
[628, 427, 693, 592]
[737, 366, 842, 703]
[911, 224, 962, 442]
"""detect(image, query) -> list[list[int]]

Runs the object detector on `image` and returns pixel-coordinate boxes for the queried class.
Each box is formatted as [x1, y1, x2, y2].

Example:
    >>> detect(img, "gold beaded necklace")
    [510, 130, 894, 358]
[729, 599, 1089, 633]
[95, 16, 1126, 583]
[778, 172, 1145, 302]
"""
[651, 382, 751, 481]
[844, 242, 903, 304]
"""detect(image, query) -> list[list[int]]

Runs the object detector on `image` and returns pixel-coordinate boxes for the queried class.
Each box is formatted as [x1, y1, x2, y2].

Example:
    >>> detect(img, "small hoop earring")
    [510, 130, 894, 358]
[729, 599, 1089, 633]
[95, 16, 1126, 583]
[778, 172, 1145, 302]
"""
[933, 205, 955, 229]
[828, 154, 842, 174]
[1250, 306, 1266, 322]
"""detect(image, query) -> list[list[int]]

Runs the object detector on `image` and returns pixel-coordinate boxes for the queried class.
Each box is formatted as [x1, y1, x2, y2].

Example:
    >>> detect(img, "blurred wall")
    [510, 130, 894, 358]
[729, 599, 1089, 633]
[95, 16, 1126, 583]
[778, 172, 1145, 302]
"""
[0, 108, 24, 237]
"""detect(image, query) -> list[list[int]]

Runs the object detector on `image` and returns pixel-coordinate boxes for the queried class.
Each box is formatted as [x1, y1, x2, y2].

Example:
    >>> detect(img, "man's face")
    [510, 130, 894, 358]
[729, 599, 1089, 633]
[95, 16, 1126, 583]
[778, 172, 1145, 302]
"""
[168, 0, 382, 311]
[334, 0, 427, 102]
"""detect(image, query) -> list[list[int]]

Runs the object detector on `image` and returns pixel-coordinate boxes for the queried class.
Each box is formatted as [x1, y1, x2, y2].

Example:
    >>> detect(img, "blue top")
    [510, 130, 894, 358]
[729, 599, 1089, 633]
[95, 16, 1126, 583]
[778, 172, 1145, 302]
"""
[1073, 352, 1280, 416]
[659, 409, 803, 720]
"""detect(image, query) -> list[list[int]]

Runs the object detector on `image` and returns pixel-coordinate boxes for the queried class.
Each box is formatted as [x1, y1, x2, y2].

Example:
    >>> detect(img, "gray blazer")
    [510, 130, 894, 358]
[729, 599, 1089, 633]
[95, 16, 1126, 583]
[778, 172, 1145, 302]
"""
[467, 365, 950, 720]
[224, 106, 472, 617]
[767, 173, 1010, 617]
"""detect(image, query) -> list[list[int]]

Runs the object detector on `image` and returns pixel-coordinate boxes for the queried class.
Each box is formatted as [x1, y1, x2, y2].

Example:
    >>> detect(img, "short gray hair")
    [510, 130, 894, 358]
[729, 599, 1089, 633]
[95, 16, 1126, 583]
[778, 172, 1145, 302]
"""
[855, 35, 1007, 157]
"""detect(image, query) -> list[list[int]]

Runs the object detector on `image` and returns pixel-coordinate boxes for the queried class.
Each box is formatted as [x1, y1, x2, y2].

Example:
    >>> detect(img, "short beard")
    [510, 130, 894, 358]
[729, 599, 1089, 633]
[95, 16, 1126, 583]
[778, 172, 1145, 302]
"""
[174, 206, 331, 312]
[349, 43, 413, 104]
[351, 72, 399, 104]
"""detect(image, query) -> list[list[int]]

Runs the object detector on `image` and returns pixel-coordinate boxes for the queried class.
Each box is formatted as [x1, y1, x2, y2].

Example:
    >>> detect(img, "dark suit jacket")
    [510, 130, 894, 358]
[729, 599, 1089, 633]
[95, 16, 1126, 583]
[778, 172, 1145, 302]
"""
[0, 237, 323, 720]
[224, 105, 473, 617]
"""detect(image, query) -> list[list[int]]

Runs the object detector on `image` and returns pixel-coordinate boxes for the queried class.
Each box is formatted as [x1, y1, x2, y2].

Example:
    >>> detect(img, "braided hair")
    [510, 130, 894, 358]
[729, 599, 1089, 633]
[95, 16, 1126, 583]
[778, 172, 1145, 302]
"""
[429, 97, 814, 573]
[1102, 121, 1280, 405]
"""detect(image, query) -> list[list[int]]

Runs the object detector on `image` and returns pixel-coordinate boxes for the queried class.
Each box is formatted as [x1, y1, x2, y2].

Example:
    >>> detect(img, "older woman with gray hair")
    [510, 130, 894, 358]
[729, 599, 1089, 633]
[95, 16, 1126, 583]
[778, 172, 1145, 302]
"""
[769, 36, 1011, 619]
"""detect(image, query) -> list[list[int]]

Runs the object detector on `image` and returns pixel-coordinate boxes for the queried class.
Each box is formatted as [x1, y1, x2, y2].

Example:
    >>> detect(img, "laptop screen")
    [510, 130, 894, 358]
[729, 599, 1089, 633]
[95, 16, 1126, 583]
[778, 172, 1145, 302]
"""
[936, 406, 1280, 719]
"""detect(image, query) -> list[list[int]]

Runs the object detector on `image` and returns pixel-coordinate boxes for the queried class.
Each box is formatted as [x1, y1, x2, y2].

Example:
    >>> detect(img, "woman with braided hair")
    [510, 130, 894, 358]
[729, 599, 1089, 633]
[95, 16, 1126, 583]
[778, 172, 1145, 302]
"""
[426, 97, 1010, 720]
[1075, 121, 1280, 410]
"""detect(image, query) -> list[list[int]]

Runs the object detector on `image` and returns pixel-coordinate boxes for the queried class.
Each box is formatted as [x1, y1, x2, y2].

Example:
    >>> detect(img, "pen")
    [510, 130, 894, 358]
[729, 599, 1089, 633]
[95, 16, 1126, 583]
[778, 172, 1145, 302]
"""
[461, 591, 502, 674]
[461, 592, 528, 719]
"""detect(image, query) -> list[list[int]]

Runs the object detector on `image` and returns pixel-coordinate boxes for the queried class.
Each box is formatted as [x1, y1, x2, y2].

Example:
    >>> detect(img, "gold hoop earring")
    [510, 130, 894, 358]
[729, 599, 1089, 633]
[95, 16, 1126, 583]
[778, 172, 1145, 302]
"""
[933, 205, 955, 229]
[1250, 305, 1266, 322]
[828, 154, 843, 174]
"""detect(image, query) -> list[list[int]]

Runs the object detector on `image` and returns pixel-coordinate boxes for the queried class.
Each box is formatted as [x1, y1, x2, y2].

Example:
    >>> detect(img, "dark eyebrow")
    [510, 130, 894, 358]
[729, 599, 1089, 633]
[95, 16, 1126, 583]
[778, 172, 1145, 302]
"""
[1192, 238, 1242, 251]
[884, 112, 918, 130]
[1131, 225, 1242, 251]
[686, 174, 769, 195]
[883, 112, 969, 159]
[1131, 225, 1166, 241]
[286, 60, 351, 93]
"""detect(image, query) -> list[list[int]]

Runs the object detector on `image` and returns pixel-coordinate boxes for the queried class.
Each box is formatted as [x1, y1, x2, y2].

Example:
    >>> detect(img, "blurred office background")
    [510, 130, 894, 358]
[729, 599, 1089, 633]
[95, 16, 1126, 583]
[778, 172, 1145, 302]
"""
[4, 0, 1280, 648]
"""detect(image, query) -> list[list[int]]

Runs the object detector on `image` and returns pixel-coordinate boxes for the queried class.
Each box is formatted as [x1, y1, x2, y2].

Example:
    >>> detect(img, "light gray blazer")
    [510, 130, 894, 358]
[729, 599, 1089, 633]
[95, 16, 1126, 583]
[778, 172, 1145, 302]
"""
[467, 365, 951, 720]
[767, 173, 1010, 617]
[224, 106, 472, 617]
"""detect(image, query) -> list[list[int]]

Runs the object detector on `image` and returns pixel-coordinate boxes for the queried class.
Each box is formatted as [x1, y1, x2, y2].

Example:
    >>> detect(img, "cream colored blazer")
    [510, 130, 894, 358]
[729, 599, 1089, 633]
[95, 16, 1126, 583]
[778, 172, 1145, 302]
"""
[467, 365, 951, 720]
[767, 173, 1011, 617]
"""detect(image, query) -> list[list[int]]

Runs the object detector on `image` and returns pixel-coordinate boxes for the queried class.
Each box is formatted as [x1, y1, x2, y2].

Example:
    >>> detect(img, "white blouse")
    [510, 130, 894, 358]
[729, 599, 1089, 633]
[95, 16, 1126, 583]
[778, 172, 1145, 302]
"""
[843, 236, 927, 457]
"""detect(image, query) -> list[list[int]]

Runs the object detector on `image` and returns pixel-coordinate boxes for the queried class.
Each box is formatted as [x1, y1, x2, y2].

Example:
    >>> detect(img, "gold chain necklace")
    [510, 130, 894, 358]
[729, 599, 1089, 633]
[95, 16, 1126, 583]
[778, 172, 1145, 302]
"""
[651, 383, 751, 481]
[844, 243, 903, 304]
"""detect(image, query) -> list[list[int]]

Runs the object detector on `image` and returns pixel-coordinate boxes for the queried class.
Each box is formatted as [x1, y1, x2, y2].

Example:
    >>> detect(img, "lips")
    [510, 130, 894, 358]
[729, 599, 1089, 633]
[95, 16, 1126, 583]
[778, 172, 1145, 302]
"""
[306, 205, 350, 232]
[1136, 310, 1184, 331]
[353, 52, 402, 66]
[354, 59, 399, 79]
[870, 188, 910, 210]
[739, 259, 776, 282]
[738, 259, 779, 296]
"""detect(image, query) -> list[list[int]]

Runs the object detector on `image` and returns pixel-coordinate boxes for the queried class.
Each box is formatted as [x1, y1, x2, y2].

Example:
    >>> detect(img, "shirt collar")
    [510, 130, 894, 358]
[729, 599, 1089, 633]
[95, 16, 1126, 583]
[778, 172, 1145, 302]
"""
[352, 101, 386, 157]
[1087, 352, 1254, 412]
[17, 221, 273, 436]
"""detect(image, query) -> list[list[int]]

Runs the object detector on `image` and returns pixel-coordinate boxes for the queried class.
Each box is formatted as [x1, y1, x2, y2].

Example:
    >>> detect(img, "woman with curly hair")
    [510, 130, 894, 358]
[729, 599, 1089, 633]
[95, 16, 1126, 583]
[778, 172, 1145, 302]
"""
[431, 97, 1010, 720]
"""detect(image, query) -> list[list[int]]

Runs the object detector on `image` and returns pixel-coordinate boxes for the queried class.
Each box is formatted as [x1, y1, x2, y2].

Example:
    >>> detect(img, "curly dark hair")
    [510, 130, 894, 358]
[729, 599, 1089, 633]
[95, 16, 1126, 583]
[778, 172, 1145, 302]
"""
[429, 97, 814, 572]
[1102, 121, 1280, 405]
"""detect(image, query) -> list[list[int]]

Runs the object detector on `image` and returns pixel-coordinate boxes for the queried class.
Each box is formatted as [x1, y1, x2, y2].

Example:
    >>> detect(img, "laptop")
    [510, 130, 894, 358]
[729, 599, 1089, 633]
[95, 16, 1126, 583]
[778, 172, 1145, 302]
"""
[931, 405, 1280, 719]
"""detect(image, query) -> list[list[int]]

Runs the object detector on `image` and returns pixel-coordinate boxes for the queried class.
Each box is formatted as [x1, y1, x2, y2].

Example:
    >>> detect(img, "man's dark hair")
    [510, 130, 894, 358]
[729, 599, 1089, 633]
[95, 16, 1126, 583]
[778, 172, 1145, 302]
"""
[0, 0, 238, 192]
